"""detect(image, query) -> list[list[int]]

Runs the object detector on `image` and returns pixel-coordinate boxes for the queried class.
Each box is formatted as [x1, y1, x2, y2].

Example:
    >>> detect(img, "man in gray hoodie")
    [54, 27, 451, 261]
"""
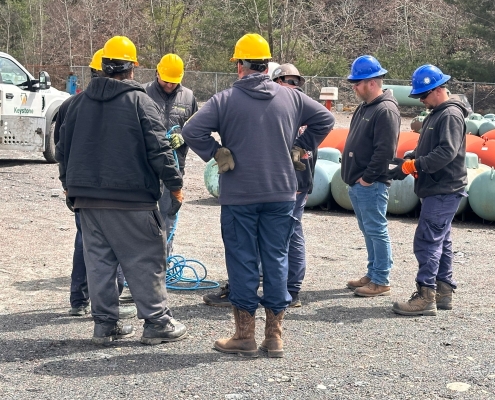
[342, 55, 400, 298]
[390, 64, 467, 316]
[182, 33, 334, 358]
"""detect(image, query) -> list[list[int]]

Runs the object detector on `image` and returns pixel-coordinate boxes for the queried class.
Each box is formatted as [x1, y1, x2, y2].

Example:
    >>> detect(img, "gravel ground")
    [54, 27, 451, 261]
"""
[0, 112, 494, 399]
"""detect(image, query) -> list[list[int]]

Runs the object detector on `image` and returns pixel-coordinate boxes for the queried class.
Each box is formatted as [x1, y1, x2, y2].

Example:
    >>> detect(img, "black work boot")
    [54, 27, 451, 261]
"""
[141, 318, 187, 345]
[92, 320, 135, 345]
[289, 291, 302, 308]
[203, 284, 231, 307]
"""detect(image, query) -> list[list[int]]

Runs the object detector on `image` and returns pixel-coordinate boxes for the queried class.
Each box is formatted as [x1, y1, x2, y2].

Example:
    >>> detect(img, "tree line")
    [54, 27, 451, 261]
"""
[1, 0, 494, 89]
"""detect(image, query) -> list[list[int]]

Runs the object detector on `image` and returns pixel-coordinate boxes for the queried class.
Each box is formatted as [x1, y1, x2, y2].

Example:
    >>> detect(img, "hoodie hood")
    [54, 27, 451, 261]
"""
[432, 99, 469, 118]
[233, 73, 277, 100]
[363, 88, 399, 108]
[85, 77, 146, 102]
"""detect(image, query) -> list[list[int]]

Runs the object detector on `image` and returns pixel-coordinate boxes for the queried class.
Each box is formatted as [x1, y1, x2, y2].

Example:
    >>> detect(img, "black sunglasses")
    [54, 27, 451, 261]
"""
[409, 88, 434, 100]
[279, 77, 301, 86]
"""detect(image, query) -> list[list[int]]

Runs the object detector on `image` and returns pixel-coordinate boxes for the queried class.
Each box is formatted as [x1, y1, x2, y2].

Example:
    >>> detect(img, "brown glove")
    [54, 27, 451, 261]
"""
[291, 146, 307, 171]
[169, 189, 183, 215]
[214, 147, 235, 174]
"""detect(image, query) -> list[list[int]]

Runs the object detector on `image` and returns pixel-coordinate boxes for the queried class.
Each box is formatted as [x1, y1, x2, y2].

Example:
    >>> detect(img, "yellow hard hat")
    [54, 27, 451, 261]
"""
[230, 33, 271, 61]
[157, 54, 184, 83]
[102, 36, 138, 65]
[89, 48, 104, 71]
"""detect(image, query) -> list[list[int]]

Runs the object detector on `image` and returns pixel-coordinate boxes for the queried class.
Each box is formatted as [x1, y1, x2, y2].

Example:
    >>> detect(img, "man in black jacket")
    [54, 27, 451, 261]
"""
[56, 36, 187, 345]
[143, 53, 198, 254]
[391, 64, 467, 316]
[342, 55, 400, 297]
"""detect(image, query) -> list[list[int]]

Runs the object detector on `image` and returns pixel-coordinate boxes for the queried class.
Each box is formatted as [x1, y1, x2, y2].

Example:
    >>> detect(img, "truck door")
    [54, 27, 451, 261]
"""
[0, 56, 45, 151]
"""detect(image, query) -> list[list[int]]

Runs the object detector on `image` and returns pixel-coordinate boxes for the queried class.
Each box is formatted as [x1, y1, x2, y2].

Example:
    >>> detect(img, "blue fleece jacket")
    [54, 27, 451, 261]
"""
[182, 73, 334, 205]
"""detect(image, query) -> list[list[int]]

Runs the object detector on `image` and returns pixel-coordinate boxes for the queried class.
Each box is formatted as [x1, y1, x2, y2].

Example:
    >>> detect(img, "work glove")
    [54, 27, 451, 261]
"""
[169, 133, 185, 150]
[387, 158, 408, 180]
[291, 146, 307, 171]
[214, 147, 235, 174]
[169, 189, 183, 216]
[402, 159, 417, 175]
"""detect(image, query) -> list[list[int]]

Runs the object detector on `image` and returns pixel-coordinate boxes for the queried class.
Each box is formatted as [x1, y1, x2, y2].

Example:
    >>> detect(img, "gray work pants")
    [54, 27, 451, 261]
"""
[79, 208, 172, 325]
[158, 187, 177, 255]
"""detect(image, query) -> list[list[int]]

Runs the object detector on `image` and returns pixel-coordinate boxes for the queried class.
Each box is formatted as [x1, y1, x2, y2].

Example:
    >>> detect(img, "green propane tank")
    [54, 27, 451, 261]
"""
[387, 174, 419, 214]
[468, 167, 495, 221]
[465, 118, 483, 136]
[410, 116, 425, 133]
[382, 85, 422, 107]
[306, 159, 340, 207]
[204, 158, 219, 198]
[484, 114, 495, 121]
[330, 167, 353, 210]
[456, 153, 491, 215]
[318, 147, 341, 163]
[478, 120, 495, 136]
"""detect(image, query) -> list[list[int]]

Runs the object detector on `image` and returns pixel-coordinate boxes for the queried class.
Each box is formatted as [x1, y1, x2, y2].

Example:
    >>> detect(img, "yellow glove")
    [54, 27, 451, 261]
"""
[169, 133, 185, 150]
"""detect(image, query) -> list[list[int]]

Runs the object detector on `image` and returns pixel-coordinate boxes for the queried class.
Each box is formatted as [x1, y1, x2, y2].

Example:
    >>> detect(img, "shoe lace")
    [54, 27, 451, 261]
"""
[409, 291, 421, 302]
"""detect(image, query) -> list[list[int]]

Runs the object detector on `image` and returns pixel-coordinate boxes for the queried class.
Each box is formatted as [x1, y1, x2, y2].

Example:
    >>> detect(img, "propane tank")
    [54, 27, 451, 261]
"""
[317, 147, 341, 163]
[318, 128, 349, 153]
[478, 120, 495, 136]
[204, 158, 220, 198]
[306, 160, 340, 207]
[468, 168, 495, 221]
[330, 167, 353, 210]
[456, 153, 491, 215]
[387, 175, 419, 215]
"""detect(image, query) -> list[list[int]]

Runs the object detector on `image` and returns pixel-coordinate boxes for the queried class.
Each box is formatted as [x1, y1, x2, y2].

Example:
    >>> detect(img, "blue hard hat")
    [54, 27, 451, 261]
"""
[409, 64, 450, 97]
[347, 55, 388, 82]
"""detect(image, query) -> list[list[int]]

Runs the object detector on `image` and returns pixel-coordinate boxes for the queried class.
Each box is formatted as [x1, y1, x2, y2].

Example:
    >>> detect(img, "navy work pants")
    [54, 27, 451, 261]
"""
[70, 212, 89, 308]
[414, 193, 464, 289]
[221, 201, 295, 315]
[287, 192, 308, 293]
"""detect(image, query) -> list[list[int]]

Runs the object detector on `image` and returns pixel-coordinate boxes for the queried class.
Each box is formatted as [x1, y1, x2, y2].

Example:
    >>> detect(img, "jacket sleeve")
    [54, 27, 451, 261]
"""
[362, 109, 400, 184]
[182, 97, 221, 162]
[293, 94, 335, 152]
[138, 96, 183, 191]
[416, 115, 465, 174]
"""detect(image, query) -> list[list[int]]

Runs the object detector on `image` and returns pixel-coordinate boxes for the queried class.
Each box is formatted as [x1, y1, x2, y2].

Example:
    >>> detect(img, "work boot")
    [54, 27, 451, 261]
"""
[92, 320, 135, 345]
[392, 284, 437, 316]
[141, 318, 187, 345]
[119, 305, 137, 319]
[69, 304, 90, 316]
[436, 281, 454, 310]
[119, 287, 134, 304]
[203, 284, 231, 307]
[214, 307, 258, 357]
[354, 282, 391, 297]
[346, 276, 371, 290]
[289, 291, 302, 308]
[259, 309, 285, 358]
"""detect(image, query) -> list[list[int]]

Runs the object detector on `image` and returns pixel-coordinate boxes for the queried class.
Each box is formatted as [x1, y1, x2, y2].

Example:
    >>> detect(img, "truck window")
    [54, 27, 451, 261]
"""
[0, 58, 28, 86]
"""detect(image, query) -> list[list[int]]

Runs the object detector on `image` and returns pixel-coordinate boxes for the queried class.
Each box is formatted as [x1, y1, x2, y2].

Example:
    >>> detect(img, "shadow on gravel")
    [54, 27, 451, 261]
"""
[0, 159, 48, 167]
[0, 310, 90, 333]
[35, 351, 227, 377]
[13, 276, 70, 292]
[286, 305, 395, 323]
[185, 197, 219, 206]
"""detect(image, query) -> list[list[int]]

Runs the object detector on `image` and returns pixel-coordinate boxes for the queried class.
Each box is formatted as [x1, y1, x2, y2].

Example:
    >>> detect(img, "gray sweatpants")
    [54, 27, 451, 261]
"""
[79, 208, 173, 325]
[158, 187, 177, 255]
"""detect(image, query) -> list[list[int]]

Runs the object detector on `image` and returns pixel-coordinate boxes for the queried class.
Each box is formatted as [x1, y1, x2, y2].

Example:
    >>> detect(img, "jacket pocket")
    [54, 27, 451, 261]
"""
[148, 210, 163, 237]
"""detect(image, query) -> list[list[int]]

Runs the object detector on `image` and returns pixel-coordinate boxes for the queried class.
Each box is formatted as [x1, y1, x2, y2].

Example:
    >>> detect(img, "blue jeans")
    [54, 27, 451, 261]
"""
[70, 213, 89, 307]
[221, 201, 295, 315]
[414, 193, 464, 289]
[287, 192, 308, 293]
[348, 182, 393, 286]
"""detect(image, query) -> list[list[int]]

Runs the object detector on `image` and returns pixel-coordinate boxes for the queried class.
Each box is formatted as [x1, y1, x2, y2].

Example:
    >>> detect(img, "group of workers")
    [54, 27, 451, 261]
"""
[55, 32, 467, 357]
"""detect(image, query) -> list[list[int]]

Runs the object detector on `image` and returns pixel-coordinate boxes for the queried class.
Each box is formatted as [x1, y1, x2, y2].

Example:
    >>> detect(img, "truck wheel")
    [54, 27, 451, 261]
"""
[43, 121, 57, 163]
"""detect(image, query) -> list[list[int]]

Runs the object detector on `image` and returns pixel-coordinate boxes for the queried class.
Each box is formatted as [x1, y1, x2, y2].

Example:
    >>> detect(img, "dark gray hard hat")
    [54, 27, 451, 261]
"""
[272, 63, 306, 86]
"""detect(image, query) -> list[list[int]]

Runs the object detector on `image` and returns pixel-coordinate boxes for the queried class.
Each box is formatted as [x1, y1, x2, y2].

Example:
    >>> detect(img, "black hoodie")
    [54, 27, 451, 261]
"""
[406, 99, 468, 198]
[55, 77, 182, 204]
[341, 89, 400, 186]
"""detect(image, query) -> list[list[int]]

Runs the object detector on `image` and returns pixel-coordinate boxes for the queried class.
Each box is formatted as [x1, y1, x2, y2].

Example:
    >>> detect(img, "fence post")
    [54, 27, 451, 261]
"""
[472, 82, 476, 113]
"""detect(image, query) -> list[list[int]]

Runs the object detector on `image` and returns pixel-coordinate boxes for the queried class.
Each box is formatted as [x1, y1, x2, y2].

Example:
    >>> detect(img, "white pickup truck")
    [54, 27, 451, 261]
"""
[0, 52, 70, 162]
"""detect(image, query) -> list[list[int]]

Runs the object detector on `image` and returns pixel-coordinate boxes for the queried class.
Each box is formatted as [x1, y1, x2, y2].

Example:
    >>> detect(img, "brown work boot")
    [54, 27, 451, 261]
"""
[436, 281, 454, 310]
[259, 309, 285, 358]
[346, 276, 371, 290]
[354, 282, 391, 297]
[214, 307, 258, 357]
[393, 284, 437, 316]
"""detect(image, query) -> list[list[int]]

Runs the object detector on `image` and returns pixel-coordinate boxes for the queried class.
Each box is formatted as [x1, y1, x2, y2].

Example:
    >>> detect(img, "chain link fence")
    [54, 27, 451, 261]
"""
[68, 66, 495, 114]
